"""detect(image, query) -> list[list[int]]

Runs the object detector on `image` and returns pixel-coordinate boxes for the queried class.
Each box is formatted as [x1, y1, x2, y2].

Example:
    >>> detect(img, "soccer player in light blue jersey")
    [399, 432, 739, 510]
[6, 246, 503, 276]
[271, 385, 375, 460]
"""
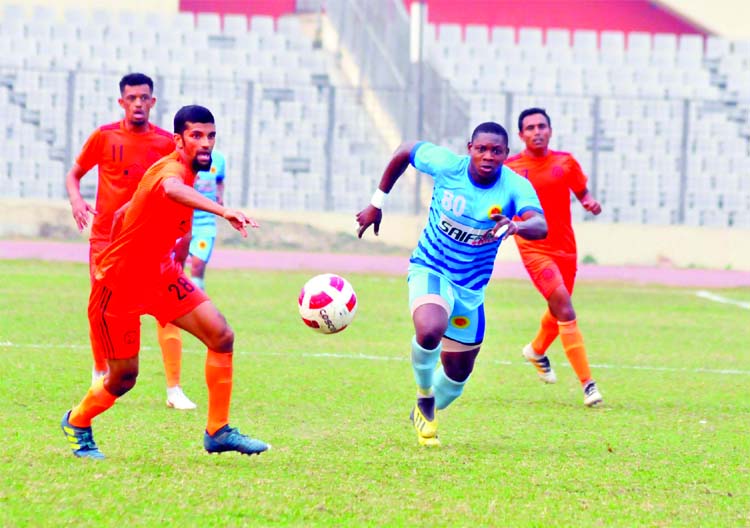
[179, 149, 225, 291]
[356, 122, 547, 447]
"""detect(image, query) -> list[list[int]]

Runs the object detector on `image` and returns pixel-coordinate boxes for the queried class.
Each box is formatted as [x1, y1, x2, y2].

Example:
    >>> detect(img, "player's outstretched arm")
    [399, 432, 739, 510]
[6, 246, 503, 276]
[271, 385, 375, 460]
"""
[222, 208, 258, 238]
[65, 163, 97, 231]
[356, 141, 418, 238]
[575, 188, 602, 215]
[162, 177, 258, 237]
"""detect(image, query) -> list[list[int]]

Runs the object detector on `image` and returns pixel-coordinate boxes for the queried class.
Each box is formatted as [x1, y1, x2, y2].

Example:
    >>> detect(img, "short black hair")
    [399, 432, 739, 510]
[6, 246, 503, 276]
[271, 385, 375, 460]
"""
[517, 107, 551, 132]
[119, 73, 154, 94]
[471, 121, 508, 144]
[173, 105, 215, 135]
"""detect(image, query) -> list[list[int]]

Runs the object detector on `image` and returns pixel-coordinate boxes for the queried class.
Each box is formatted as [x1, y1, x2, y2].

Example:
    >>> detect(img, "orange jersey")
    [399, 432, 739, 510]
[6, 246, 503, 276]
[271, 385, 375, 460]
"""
[76, 120, 175, 248]
[506, 150, 588, 255]
[95, 152, 195, 290]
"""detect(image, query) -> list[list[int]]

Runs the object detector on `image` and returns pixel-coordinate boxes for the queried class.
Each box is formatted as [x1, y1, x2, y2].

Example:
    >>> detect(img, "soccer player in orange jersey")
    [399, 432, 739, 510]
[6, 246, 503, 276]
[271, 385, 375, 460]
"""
[65, 73, 196, 410]
[61, 105, 269, 459]
[505, 108, 604, 407]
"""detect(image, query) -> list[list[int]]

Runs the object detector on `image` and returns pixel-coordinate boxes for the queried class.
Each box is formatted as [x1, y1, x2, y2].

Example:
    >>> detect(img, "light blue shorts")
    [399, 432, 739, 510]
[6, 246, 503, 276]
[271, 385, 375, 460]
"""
[189, 235, 215, 263]
[407, 270, 486, 345]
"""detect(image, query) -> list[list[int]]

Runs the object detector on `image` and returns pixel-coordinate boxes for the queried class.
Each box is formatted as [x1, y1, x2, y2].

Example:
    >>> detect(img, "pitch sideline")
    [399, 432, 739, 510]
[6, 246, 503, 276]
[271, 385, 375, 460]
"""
[695, 290, 750, 310]
[2, 341, 748, 376]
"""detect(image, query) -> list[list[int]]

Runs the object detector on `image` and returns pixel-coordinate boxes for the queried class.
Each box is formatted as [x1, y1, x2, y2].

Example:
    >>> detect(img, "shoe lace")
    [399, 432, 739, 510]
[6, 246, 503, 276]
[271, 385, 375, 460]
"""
[534, 356, 551, 370]
[75, 429, 98, 450]
[221, 427, 250, 446]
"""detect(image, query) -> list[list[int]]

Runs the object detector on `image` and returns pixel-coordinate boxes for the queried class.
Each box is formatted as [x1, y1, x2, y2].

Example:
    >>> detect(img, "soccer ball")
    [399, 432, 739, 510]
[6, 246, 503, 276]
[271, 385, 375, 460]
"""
[298, 273, 357, 334]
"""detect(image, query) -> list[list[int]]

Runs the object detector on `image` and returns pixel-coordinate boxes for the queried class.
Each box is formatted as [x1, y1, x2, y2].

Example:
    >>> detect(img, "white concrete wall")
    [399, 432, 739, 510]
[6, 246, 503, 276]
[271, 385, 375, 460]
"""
[658, 0, 750, 38]
[6, 199, 747, 271]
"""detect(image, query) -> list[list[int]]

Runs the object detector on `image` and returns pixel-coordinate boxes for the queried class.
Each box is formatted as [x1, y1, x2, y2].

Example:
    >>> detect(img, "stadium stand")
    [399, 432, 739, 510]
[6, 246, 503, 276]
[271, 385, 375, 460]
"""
[0, 3, 404, 212]
[416, 17, 750, 227]
[0, 1, 749, 227]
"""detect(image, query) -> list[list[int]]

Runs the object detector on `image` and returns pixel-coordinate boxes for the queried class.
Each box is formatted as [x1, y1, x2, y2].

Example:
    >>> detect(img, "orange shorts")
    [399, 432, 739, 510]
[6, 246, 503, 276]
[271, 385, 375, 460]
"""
[89, 241, 109, 284]
[520, 250, 577, 299]
[88, 264, 209, 360]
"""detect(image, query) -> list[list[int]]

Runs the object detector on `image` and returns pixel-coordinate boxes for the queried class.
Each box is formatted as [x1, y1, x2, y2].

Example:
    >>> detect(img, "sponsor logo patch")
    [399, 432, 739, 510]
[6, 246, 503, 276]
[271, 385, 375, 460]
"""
[437, 213, 496, 246]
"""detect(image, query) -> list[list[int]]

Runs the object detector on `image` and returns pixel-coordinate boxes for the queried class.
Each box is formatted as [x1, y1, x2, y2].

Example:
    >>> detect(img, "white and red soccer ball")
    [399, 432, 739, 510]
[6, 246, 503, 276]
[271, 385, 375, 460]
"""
[298, 273, 357, 334]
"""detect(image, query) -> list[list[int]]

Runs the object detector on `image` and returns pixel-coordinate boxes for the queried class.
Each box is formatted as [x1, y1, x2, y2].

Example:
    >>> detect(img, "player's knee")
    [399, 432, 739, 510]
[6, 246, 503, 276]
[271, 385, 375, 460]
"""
[442, 349, 479, 382]
[415, 328, 443, 350]
[207, 323, 234, 352]
[192, 261, 206, 278]
[105, 366, 139, 396]
[549, 288, 575, 321]
[554, 304, 576, 322]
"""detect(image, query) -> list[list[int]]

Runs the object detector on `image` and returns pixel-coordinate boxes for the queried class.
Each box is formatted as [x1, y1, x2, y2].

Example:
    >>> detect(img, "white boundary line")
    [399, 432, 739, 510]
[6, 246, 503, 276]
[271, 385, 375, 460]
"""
[696, 290, 750, 310]
[2, 341, 749, 376]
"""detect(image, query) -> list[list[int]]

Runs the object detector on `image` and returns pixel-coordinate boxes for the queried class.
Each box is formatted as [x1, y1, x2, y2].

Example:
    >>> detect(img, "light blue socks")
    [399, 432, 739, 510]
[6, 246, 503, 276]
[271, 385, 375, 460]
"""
[434, 365, 468, 410]
[191, 276, 205, 290]
[411, 335, 441, 393]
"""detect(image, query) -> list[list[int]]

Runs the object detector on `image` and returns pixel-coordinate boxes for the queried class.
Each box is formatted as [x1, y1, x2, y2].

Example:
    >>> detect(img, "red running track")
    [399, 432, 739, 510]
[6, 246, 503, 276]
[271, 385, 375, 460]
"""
[2, 240, 750, 289]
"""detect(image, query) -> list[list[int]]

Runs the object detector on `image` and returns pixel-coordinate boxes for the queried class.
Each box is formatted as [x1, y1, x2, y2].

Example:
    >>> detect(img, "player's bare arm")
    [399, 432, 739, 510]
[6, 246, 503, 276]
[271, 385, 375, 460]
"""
[575, 188, 602, 215]
[173, 234, 191, 268]
[65, 163, 97, 231]
[356, 141, 418, 238]
[162, 177, 258, 237]
[216, 181, 225, 206]
[491, 211, 547, 241]
[110, 200, 131, 240]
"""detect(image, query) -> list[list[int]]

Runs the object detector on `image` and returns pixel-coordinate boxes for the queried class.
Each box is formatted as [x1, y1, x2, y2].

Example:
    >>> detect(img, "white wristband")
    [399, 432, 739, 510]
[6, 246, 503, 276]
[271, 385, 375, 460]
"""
[370, 189, 387, 209]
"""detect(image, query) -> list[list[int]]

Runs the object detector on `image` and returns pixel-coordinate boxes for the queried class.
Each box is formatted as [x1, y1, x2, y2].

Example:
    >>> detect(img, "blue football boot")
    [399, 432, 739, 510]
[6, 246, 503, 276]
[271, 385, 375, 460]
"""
[61, 411, 105, 460]
[204, 425, 269, 456]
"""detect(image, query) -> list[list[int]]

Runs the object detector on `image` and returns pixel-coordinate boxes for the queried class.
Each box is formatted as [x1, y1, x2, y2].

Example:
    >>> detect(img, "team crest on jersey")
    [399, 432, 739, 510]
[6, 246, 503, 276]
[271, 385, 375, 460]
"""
[123, 331, 137, 345]
[438, 213, 496, 246]
[487, 205, 503, 218]
[451, 316, 470, 329]
[210, 166, 217, 174]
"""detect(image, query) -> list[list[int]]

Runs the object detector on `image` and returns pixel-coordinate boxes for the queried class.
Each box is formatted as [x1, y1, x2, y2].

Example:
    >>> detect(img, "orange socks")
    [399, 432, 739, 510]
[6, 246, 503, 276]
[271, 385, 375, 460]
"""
[157, 322, 183, 388]
[69, 378, 117, 427]
[558, 319, 592, 385]
[205, 350, 233, 435]
[531, 309, 559, 355]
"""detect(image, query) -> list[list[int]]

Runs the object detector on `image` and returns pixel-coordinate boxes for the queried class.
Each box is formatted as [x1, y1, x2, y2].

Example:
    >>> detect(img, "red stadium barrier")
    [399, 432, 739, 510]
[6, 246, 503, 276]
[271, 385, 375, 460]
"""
[402, 0, 709, 37]
[179, 0, 295, 18]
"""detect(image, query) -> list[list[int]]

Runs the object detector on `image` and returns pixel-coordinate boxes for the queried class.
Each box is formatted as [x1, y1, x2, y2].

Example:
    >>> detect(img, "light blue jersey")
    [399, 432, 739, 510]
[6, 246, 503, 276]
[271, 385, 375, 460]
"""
[192, 150, 226, 237]
[408, 142, 543, 309]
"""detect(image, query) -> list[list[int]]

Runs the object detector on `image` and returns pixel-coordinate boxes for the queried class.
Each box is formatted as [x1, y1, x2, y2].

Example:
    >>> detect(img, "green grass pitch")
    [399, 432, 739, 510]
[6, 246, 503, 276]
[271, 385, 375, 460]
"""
[1, 260, 748, 527]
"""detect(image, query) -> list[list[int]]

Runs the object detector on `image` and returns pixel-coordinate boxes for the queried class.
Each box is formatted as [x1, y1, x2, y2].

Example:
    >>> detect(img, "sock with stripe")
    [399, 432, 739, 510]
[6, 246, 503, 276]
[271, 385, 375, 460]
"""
[558, 319, 592, 385]
[157, 322, 183, 389]
[69, 377, 117, 428]
[205, 350, 233, 435]
[531, 308, 559, 355]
